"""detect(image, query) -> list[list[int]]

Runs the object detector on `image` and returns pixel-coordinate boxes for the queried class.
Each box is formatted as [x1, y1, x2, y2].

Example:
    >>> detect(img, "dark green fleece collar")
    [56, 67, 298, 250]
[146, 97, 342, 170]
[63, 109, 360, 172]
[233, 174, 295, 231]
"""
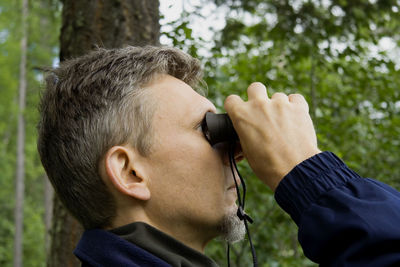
[109, 222, 219, 267]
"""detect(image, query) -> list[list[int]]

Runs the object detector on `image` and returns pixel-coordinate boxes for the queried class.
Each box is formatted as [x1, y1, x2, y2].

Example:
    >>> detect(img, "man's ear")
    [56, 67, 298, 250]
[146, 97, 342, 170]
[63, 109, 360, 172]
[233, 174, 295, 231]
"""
[104, 146, 150, 201]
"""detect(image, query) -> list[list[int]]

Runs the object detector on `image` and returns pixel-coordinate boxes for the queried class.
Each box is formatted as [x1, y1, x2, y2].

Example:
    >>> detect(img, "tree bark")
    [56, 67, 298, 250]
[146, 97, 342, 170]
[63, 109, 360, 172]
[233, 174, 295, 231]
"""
[14, 0, 28, 266]
[60, 0, 160, 60]
[48, 1, 160, 266]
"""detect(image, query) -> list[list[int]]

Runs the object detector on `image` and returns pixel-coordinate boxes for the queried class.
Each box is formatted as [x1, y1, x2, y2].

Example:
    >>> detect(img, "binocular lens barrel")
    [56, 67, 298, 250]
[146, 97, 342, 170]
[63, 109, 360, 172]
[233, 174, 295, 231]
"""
[202, 112, 238, 145]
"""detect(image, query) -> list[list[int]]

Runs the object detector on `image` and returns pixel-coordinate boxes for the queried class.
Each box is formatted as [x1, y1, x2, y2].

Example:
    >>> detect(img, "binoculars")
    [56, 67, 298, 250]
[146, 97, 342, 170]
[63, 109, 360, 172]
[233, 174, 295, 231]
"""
[202, 112, 239, 145]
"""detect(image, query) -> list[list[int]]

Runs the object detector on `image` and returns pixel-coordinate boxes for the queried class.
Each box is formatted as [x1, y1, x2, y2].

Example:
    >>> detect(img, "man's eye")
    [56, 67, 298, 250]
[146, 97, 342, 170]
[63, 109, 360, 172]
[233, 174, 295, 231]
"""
[200, 117, 211, 143]
[196, 123, 203, 132]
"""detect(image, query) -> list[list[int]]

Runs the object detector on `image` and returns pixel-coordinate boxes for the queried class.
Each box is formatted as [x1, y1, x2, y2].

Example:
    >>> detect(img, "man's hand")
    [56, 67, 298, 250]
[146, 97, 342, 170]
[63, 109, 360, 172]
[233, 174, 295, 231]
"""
[224, 82, 321, 191]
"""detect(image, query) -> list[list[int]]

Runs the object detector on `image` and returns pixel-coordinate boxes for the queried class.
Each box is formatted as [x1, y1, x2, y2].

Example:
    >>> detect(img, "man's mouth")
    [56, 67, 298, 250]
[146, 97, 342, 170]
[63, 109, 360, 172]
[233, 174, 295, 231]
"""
[226, 172, 241, 191]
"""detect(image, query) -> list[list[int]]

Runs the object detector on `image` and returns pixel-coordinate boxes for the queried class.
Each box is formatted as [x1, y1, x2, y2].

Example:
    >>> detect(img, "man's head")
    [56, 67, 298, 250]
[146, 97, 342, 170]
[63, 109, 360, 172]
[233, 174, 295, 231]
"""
[38, 46, 202, 229]
[38, 46, 244, 249]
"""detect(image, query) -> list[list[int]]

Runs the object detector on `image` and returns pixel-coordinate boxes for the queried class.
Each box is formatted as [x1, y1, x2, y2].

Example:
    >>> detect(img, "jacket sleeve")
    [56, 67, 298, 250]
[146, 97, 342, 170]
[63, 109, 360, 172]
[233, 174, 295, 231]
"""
[275, 151, 400, 266]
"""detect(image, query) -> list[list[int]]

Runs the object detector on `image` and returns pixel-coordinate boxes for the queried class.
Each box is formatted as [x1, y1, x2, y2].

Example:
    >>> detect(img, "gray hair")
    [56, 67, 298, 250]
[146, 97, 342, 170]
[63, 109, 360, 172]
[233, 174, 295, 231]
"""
[37, 46, 203, 229]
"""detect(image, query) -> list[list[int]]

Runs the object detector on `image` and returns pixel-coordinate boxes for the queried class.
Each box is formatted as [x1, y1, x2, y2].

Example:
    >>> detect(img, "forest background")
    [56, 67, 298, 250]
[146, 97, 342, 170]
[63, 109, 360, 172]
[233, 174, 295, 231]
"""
[1, 0, 399, 266]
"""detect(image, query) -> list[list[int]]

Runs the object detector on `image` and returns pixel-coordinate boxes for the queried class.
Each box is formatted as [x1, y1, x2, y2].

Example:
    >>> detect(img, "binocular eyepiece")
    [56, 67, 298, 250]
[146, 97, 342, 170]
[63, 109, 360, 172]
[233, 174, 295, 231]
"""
[202, 112, 238, 145]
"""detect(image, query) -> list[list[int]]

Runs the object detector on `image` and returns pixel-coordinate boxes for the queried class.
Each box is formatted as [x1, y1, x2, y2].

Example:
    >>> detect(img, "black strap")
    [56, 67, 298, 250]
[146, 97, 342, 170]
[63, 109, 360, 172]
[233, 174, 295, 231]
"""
[227, 143, 258, 267]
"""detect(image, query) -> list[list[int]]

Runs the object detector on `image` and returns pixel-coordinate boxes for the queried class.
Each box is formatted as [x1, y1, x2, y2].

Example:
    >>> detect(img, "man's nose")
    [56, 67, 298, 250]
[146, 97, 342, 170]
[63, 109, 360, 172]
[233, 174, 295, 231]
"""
[216, 142, 244, 166]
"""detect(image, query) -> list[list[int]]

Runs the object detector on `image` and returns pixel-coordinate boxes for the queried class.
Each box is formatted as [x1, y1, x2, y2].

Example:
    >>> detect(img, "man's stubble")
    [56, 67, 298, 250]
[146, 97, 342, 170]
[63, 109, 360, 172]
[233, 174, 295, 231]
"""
[219, 207, 246, 244]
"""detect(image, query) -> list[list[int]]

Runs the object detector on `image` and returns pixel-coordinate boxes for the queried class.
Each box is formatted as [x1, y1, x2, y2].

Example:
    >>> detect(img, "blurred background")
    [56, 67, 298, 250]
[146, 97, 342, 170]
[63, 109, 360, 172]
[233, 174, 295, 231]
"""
[1, 0, 399, 266]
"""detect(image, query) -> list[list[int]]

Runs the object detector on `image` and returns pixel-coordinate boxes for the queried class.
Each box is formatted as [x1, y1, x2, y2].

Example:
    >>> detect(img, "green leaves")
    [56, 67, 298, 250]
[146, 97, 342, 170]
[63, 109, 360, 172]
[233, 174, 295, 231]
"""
[199, 0, 400, 265]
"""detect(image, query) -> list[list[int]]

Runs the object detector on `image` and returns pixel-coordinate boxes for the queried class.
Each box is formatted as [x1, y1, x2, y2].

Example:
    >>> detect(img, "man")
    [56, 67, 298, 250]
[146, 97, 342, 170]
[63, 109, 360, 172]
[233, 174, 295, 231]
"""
[38, 46, 400, 266]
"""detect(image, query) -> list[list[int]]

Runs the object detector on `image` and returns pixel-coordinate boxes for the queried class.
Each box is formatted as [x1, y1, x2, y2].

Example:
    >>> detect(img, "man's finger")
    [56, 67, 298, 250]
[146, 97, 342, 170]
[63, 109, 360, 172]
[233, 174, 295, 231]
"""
[247, 82, 268, 101]
[224, 94, 244, 115]
[288, 93, 309, 111]
[271, 92, 288, 101]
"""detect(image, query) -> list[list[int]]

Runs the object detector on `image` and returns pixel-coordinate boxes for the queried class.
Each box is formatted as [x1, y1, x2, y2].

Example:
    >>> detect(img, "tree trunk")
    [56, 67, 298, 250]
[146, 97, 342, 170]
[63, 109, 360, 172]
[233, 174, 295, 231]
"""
[14, 0, 28, 266]
[60, 0, 160, 60]
[47, 1, 160, 266]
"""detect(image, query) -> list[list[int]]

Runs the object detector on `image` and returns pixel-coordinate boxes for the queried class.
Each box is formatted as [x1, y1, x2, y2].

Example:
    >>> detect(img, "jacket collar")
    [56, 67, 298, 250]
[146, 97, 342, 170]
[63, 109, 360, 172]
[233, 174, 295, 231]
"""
[109, 222, 219, 267]
[74, 227, 171, 266]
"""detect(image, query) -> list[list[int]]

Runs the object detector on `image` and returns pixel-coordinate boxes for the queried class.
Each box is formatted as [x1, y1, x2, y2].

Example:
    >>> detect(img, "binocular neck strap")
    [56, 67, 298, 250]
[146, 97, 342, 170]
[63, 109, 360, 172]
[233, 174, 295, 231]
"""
[227, 143, 258, 267]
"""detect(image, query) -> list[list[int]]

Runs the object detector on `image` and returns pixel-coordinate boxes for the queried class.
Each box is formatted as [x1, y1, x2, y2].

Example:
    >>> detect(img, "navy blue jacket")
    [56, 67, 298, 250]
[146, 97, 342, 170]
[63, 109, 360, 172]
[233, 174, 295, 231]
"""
[75, 228, 172, 266]
[75, 151, 400, 266]
[275, 151, 400, 266]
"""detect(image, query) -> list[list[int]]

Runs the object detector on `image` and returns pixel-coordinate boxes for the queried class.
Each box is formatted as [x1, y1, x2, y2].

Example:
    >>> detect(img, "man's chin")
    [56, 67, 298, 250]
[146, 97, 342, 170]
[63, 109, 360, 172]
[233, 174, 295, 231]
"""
[218, 207, 246, 244]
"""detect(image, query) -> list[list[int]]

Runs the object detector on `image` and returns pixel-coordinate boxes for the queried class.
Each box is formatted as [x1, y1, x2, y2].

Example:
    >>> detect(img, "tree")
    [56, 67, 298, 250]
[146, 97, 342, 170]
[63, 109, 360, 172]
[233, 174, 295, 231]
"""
[1, 0, 60, 266]
[47, 1, 160, 266]
[13, 0, 28, 266]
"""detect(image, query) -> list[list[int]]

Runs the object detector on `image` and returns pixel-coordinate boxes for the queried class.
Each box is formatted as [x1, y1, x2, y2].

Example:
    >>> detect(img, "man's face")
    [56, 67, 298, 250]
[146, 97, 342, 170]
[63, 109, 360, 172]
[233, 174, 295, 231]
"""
[143, 75, 240, 246]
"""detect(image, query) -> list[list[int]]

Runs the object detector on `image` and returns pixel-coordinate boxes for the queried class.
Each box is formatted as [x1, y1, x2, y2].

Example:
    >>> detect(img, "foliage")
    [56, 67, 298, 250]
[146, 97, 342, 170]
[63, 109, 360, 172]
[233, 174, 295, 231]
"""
[0, 0, 60, 266]
[163, 0, 400, 265]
